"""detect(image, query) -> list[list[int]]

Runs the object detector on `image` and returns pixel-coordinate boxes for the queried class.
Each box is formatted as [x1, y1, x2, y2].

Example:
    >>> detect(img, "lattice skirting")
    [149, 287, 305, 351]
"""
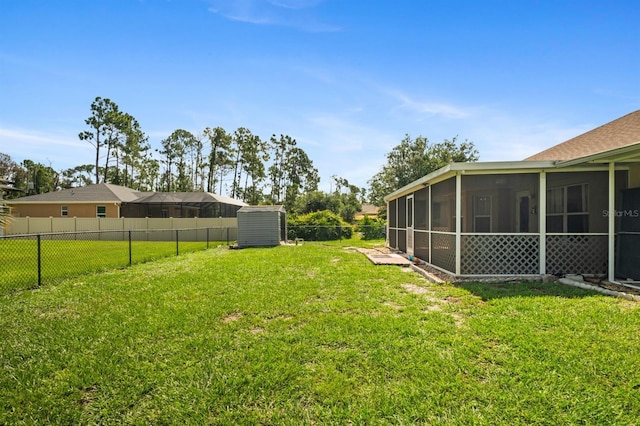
[546, 235, 607, 275]
[390, 230, 609, 276]
[461, 235, 539, 275]
[431, 233, 456, 273]
[414, 231, 429, 261]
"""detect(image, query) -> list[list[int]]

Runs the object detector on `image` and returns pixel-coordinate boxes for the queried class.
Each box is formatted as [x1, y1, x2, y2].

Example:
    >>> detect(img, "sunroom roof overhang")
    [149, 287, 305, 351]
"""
[383, 160, 555, 202]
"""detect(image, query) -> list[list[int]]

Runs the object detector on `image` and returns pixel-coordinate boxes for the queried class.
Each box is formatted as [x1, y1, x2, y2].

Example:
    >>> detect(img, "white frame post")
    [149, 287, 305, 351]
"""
[539, 171, 546, 275]
[386, 200, 390, 247]
[428, 185, 432, 264]
[406, 194, 414, 256]
[608, 162, 616, 282]
[455, 173, 462, 275]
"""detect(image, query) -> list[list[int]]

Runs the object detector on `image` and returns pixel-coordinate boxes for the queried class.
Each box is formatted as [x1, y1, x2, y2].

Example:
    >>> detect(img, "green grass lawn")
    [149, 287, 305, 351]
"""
[0, 239, 223, 293]
[1, 240, 639, 424]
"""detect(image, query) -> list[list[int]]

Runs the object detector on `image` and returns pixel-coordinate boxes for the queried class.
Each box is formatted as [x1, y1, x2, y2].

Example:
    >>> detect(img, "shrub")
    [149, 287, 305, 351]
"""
[355, 215, 386, 240]
[288, 210, 353, 241]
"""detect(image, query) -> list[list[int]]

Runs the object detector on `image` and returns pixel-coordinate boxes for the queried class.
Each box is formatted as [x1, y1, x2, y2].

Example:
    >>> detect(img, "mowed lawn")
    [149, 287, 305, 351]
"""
[0, 239, 221, 293]
[1, 241, 639, 425]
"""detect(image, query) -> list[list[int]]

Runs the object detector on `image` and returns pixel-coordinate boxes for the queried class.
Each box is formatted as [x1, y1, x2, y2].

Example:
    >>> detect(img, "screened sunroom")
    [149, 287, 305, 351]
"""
[385, 161, 634, 279]
[386, 111, 640, 281]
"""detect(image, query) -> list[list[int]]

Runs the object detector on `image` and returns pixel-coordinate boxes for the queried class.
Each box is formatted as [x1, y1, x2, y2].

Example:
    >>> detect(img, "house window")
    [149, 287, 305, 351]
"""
[546, 184, 588, 233]
[473, 196, 491, 232]
[96, 205, 107, 218]
[61, 205, 68, 216]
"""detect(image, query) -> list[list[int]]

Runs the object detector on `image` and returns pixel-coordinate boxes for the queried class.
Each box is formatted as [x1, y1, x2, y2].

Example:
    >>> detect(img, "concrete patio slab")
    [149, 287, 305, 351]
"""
[361, 252, 413, 266]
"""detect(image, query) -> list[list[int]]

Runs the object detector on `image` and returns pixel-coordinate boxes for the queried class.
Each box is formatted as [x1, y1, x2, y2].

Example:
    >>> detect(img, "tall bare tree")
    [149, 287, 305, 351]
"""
[203, 126, 232, 193]
[78, 96, 120, 185]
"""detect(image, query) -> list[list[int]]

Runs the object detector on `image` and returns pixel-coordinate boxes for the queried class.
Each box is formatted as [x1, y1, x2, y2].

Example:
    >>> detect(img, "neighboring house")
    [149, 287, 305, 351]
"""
[384, 110, 640, 282]
[8, 183, 248, 219]
[0, 179, 16, 236]
[355, 203, 380, 221]
[0, 179, 21, 200]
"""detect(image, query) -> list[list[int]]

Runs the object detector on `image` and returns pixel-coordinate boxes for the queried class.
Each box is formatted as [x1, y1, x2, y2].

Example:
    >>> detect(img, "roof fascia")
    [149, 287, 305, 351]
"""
[384, 164, 454, 202]
[383, 161, 556, 202]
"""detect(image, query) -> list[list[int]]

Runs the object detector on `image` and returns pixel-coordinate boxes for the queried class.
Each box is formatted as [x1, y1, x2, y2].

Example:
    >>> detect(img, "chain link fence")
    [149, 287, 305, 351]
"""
[0, 227, 235, 295]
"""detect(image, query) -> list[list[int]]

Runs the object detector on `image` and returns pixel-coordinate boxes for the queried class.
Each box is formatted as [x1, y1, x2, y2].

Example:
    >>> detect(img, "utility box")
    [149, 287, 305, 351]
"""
[237, 205, 287, 248]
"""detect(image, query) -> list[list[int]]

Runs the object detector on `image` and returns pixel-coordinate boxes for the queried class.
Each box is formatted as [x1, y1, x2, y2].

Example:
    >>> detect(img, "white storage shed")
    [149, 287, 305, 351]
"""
[237, 205, 287, 248]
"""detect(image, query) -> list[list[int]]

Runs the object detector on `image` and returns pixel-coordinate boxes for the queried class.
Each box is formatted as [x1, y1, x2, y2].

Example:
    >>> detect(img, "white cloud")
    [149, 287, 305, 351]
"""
[207, 0, 341, 32]
[268, 0, 324, 9]
[0, 127, 91, 168]
[0, 127, 85, 149]
[376, 86, 470, 120]
[294, 112, 396, 190]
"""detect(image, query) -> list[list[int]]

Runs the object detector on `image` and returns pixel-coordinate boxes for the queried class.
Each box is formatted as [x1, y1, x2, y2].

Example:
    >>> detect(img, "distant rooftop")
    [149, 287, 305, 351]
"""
[7, 183, 247, 206]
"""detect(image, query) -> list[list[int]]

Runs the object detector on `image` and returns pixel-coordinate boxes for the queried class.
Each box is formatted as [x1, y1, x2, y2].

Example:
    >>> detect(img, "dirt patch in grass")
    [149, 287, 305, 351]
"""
[79, 386, 98, 407]
[383, 301, 404, 310]
[401, 283, 466, 327]
[223, 313, 242, 323]
[402, 283, 443, 305]
[401, 283, 431, 295]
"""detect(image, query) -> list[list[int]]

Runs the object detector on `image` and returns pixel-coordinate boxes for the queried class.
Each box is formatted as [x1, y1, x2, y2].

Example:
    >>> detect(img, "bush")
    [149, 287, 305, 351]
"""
[288, 210, 353, 241]
[355, 215, 386, 240]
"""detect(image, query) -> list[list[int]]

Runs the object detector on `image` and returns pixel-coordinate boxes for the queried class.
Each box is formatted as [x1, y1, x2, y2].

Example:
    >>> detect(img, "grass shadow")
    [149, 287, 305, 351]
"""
[453, 280, 596, 301]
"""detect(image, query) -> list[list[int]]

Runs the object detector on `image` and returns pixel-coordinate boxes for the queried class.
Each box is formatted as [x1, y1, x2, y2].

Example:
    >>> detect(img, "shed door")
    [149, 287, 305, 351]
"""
[616, 188, 640, 280]
[406, 195, 414, 256]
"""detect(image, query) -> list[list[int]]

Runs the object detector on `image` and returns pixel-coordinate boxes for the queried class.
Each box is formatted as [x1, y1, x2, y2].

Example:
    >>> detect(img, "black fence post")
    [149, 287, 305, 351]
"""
[128, 230, 132, 266]
[226, 227, 229, 246]
[37, 234, 42, 287]
[176, 229, 179, 256]
[206, 228, 210, 249]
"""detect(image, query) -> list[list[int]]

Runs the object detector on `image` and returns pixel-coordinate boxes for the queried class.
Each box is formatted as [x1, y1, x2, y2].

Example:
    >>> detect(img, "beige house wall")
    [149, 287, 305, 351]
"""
[10, 203, 120, 218]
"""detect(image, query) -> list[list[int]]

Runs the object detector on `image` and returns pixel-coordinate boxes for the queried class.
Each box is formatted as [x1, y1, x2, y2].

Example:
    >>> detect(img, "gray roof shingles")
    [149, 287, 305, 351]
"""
[525, 110, 640, 161]
[8, 183, 247, 206]
[8, 183, 141, 203]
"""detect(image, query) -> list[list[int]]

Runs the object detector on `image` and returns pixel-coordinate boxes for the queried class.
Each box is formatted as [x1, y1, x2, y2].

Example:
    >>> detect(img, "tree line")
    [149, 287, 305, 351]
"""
[1, 96, 480, 221]
[0, 97, 363, 220]
[77, 97, 320, 208]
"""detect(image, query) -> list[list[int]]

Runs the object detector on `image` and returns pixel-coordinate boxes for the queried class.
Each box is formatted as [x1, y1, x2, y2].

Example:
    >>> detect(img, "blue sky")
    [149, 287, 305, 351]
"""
[1, 0, 638, 193]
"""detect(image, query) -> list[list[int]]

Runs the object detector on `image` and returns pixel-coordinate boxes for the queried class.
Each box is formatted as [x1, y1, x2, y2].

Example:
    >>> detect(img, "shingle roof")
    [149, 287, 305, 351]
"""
[8, 184, 250, 208]
[358, 203, 380, 215]
[525, 110, 640, 161]
[130, 192, 248, 206]
[8, 183, 141, 203]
